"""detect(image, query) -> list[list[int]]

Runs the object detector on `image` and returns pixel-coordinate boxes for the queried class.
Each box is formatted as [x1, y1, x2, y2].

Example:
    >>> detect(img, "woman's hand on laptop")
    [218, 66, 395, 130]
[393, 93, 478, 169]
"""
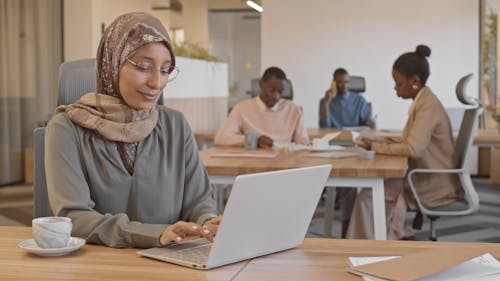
[160, 221, 213, 246]
[202, 215, 222, 237]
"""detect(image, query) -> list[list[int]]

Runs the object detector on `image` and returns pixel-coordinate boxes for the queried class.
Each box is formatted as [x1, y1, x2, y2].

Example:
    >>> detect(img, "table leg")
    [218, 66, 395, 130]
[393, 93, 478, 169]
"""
[212, 184, 226, 212]
[209, 175, 237, 212]
[371, 178, 387, 240]
[323, 187, 337, 237]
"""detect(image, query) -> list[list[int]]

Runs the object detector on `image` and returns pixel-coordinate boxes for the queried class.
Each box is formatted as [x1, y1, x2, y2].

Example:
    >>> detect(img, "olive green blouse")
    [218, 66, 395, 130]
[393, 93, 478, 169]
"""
[45, 106, 218, 248]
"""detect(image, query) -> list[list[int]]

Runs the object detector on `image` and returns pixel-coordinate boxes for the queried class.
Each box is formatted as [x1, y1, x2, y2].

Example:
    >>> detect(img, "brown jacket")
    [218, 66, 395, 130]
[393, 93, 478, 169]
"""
[372, 87, 461, 209]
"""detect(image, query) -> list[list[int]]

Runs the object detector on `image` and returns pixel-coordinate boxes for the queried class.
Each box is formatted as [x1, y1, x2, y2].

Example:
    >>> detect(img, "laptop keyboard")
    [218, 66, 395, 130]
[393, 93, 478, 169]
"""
[160, 241, 212, 265]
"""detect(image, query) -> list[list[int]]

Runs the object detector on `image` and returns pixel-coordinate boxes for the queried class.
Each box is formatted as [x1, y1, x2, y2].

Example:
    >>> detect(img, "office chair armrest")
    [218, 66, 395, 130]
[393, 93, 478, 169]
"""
[408, 168, 466, 177]
[406, 168, 471, 217]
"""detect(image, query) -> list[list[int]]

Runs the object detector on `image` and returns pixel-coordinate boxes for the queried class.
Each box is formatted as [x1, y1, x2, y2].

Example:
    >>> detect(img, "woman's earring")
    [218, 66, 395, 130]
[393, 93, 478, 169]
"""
[412, 84, 418, 90]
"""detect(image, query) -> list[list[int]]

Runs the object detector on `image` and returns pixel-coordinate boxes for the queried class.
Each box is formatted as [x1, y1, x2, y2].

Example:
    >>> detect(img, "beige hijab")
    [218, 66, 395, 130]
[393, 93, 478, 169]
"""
[56, 12, 175, 174]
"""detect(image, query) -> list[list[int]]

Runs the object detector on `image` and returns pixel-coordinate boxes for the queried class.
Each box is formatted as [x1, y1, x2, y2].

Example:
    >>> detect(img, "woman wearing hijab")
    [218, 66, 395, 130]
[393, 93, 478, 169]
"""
[45, 12, 219, 248]
[346, 45, 461, 240]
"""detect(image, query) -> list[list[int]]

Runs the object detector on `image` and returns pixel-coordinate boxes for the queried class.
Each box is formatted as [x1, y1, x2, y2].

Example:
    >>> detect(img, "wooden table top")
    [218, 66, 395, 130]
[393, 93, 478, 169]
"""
[233, 237, 500, 281]
[474, 128, 500, 144]
[5, 227, 500, 281]
[200, 147, 408, 178]
[195, 128, 352, 142]
[1, 227, 244, 281]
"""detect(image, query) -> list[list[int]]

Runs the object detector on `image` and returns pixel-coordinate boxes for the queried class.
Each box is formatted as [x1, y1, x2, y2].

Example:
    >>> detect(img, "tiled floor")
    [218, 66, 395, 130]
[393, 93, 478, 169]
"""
[307, 177, 500, 242]
[1, 178, 499, 242]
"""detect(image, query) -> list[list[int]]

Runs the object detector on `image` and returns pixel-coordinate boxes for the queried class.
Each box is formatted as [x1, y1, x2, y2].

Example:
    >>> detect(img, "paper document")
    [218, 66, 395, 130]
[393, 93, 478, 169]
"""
[342, 126, 371, 131]
[349, 256, 400, 267]
[351, 131, 360, 143]
[349, 251, 500, 281]
[274, 142, 308, 151]
[321, 132, 342, 142]
[307, 150, 375, 159]
[307, 151, 361, 159]
[349, 256, 400, 281]
[305, 145, 345, 152]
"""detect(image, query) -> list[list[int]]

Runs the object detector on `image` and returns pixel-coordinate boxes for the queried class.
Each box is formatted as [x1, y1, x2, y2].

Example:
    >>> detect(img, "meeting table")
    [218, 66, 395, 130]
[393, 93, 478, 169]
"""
[200, 146, 408, 240]
[3, 226, 500, 280]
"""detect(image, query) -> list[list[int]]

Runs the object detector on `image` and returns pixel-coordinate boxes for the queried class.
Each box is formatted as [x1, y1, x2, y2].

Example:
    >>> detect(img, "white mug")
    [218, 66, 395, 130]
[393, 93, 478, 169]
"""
[32, 217, 72, 248]
[244, 132, 258, 149]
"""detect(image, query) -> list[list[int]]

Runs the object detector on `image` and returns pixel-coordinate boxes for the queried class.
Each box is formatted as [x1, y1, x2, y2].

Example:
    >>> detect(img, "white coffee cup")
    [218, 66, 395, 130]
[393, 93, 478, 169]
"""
[32, 217, 72, 248]
[312, 138, 329, 149]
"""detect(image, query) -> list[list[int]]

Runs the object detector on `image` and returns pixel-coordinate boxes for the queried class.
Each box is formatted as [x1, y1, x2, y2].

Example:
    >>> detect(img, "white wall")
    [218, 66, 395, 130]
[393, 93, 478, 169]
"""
[181, 0, 209, 47]
[165, 57, 228, 99]
[63, 0, 94, 61]
[262, 0, 479, 130]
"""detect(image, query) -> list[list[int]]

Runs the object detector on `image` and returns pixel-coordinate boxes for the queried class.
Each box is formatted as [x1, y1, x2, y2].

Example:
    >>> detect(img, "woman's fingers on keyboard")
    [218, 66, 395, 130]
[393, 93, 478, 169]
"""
[160, 221, 203, 245]
[200, 226, 215, 243]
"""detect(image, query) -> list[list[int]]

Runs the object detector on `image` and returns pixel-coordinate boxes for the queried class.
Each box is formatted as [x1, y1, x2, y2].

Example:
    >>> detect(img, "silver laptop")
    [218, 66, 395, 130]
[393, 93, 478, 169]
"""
[137, 165, 331, 270]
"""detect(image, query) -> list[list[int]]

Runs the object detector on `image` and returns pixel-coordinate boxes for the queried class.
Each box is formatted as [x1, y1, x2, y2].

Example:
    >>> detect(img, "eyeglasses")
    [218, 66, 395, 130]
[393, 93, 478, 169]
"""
[126, 58, 180, 82]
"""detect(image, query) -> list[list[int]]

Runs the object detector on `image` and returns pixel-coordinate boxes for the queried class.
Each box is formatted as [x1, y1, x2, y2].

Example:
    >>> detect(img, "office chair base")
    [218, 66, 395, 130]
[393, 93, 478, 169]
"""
[428, 215, 439, 242]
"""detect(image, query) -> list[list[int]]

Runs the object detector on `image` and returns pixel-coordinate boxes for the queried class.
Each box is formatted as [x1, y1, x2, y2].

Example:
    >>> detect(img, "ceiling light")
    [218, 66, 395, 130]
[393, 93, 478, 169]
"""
[246, 1, 263, 13]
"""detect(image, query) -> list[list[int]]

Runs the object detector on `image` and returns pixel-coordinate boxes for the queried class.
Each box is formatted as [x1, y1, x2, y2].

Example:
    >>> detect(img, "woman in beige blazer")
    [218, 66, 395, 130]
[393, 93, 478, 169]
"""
[346, 45, 461, 240]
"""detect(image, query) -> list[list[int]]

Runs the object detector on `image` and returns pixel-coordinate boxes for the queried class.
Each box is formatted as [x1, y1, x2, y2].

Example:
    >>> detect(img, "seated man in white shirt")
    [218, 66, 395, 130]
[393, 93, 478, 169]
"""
[215, 67, 309, 148]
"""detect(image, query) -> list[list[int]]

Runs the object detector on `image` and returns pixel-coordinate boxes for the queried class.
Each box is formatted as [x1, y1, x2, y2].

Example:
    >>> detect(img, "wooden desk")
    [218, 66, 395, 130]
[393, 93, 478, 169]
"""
[5, 227, 500, 280]
[234, 237, 500, 281]
[474, 128, 500, 147]
[195, 128, 353, 144]
[194, 130, 217, 142]
[362, 128, 500, 147]
[0, 226, 245, 281]
[201, 147, 408, 240]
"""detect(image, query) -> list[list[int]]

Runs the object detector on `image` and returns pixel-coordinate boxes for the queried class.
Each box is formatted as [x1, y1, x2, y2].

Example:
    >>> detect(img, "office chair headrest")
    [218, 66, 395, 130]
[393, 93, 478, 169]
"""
[347, 76, 365, 93]
[455, 73, 478, 106]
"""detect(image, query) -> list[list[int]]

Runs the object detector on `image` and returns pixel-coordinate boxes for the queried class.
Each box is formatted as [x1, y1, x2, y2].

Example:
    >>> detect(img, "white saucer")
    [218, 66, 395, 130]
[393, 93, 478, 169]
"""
[306, 145, 345, 152]
[18, 237, 86, 257]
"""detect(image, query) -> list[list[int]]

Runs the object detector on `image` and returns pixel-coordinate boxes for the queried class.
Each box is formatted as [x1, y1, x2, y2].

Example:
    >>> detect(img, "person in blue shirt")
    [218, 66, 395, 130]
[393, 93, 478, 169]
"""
[318, 68, 375, 238]
[319, 68, 375, 128]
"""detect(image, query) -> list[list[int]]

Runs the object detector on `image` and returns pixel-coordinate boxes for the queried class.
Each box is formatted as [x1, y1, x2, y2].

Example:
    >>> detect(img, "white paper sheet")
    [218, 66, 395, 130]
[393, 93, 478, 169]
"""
[320, 132, 342, 142]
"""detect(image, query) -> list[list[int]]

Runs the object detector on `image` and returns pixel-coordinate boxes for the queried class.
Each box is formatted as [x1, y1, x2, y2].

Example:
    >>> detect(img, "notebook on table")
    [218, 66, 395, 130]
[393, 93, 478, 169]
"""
[137, 165, 332, 270]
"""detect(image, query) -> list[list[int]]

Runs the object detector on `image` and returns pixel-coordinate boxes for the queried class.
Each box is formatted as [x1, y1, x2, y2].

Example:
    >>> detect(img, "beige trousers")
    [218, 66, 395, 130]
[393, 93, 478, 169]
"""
[346, 178, 408, 240]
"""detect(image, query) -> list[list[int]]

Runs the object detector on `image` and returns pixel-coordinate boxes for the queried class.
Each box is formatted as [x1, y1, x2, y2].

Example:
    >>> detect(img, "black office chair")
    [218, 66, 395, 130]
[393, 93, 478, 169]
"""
[347, 75, 366, 93]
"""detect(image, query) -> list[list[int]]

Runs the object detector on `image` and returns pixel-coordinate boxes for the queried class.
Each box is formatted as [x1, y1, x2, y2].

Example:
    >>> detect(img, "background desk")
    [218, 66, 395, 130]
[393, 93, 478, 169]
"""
[195, 128, 352, 146]
[200, 147, 407, 240]
[4, 227, 500, 281]
[474, 128, 500, 147]
[195, 128, 500, 147]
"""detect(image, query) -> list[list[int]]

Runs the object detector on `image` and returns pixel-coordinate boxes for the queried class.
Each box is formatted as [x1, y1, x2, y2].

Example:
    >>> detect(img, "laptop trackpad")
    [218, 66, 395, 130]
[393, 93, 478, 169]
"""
[165, 238, 211, 251]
